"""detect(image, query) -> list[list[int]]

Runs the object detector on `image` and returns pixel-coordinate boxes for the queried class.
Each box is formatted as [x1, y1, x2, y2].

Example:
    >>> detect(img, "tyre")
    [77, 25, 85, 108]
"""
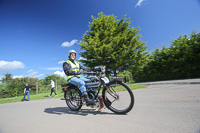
[64, 88, 82, 111]
[102, 80, 134, 114]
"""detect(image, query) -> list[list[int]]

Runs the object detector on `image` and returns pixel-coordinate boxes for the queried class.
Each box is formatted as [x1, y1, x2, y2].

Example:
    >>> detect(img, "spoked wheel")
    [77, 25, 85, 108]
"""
[102, 81, 134, 114]
[64, 89, 82, 111]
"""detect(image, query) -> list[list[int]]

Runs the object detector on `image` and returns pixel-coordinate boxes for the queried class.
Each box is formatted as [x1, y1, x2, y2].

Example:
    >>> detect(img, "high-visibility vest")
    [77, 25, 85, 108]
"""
[65, 60, 81, 80]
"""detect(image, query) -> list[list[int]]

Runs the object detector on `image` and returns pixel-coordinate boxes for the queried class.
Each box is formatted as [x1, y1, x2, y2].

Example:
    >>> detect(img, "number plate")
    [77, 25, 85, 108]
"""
[101, 77, 109, 84]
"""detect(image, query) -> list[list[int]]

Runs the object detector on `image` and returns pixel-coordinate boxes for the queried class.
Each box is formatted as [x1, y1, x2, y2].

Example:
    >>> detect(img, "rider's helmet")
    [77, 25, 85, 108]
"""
[68, 49, 77, 59]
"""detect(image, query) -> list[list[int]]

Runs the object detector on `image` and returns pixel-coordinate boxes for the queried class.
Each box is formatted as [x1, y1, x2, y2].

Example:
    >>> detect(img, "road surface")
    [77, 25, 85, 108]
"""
[0, 79, 200, 133]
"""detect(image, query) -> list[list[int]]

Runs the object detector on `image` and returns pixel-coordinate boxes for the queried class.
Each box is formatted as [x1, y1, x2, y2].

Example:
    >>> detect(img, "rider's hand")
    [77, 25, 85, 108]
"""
[75, 71, 81, 75]
[75, 69, 83, 75]
[79, 69, 83, 73]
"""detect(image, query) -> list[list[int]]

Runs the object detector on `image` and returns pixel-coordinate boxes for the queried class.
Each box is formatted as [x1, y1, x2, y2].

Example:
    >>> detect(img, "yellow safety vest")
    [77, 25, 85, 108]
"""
[65, 60, 81, 80]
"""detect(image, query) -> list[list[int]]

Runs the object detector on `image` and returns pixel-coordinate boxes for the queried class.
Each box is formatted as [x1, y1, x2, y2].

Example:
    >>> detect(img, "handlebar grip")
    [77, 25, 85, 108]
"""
[82, 71, 96, 74]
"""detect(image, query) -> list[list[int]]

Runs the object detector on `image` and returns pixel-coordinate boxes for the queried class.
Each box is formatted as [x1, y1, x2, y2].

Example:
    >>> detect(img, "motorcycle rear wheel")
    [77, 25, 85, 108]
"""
[64, 89, 82, 111]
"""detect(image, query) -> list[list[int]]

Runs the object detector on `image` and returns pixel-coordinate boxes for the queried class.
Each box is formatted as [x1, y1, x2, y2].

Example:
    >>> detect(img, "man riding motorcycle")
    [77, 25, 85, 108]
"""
[63, 50, 96, 106]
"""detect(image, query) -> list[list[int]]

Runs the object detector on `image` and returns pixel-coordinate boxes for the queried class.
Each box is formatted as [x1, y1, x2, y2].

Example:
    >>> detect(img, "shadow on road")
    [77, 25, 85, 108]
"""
[44, 107, 120, 116]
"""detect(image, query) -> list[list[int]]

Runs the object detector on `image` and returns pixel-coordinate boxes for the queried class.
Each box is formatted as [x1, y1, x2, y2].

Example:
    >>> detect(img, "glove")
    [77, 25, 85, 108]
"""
[75, 69, 83, 75]
[79, 69, 83, 73]
[74, 71, 81, 75]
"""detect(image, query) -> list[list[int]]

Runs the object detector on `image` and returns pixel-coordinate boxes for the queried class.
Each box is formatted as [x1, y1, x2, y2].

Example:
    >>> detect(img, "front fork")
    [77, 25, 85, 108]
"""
[104, 84, 118, 100]
[102, 83, 119, 108]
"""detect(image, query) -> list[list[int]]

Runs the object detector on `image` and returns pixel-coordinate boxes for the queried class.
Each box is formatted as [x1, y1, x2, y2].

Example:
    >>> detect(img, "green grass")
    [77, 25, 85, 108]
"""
[129, 84, 147, 90]
[0, 91, 64, 104]
[110, 84, 147, 91]
[0, 84, 147, 104]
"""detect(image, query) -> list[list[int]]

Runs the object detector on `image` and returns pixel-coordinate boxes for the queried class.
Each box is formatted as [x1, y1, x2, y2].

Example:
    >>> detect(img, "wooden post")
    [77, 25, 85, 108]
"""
[36, 81, 38, 95]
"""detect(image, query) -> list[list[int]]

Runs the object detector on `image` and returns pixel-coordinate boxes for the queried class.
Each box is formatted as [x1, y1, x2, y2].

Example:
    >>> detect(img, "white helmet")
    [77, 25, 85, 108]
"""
[68, 49, 77, 59]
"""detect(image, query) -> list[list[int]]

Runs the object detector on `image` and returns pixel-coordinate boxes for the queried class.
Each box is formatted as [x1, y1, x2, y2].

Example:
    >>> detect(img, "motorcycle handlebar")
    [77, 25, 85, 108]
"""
[81, 71, 96, 74]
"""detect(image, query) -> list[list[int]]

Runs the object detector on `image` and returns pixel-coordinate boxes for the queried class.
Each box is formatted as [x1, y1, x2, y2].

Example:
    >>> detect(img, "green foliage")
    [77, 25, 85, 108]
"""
[0, 91, 64, 104]
[118, 70, 133, 83]
[0, 77, 38, 98]
[78, 12, 148, 76]
[134, 31, 200, 82]
[1, 73, 12, 83]
[0, 84, 146, 104]
[41, 74, 67, 86]
[0, 74, 68, 99]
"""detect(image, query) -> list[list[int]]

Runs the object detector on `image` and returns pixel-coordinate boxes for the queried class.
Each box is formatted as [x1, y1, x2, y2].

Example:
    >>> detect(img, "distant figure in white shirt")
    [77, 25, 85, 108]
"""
[48, 79, 57, 97]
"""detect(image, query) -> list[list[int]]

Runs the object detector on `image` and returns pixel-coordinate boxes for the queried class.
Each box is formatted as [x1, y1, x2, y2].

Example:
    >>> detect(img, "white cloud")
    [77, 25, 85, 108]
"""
[0, 75, 24, 83]
[78, 57, 87, 61]
[0, 60, 25, 73]
[27, 69, 38, 77]
[135, 0, 145, 7]
[34, 74, 44, 78]
[46, 67, 63, 71]
[58, 61, 65, 64]
[0, 67, 43, 80]
[61, 39, 78, 47]
[27, 69, 44, 78]
[53, 71, 66, 77]
[0, 75, 24, 80]
[0, 76, 4, 82]
[13, 75, 24, 79]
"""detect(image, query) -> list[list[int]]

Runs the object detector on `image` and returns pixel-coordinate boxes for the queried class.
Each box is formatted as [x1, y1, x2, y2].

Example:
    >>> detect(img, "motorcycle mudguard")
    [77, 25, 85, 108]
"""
[97, 96, 105, 111]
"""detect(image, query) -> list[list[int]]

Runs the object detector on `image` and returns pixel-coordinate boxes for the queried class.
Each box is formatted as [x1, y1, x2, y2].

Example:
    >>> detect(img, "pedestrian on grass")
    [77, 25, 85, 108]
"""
[21, 83, 31, 101]
[48, 79, 57, 97]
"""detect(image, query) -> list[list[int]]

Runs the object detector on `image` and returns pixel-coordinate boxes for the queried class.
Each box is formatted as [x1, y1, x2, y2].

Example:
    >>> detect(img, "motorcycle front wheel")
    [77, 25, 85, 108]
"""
[102, 80, 134, 114]
[64, 89, 82, 111]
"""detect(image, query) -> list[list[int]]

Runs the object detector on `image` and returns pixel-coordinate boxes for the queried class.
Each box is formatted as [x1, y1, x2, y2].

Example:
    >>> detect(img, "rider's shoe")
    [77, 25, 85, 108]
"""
[83, 94, 96, 106]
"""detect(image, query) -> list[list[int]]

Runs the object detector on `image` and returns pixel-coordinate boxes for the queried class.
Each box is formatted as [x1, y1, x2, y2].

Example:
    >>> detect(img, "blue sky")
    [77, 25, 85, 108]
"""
[0, 0, 200, 80]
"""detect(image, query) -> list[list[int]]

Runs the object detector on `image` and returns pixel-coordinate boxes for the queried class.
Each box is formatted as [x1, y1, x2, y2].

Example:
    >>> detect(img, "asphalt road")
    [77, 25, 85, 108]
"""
[0, 79, 200, 133]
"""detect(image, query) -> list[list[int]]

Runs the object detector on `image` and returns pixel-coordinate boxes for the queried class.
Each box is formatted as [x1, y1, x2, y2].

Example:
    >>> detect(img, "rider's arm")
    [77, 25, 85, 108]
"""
[80, 64, 90, 72]
[63, 62, 80, 75]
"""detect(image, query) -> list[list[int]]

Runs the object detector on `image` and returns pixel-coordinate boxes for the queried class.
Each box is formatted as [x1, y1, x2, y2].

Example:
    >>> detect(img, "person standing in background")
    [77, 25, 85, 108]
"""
[21, 83, 31, 101]
[48, 79, 57, 97]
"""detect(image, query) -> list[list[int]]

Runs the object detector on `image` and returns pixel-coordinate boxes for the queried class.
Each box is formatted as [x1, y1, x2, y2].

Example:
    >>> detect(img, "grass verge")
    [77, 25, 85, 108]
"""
[128, 84, 147, 90]
[0, 92, 64, 104]
[110, 84, 147, 92]
[0, 84, 147, 104]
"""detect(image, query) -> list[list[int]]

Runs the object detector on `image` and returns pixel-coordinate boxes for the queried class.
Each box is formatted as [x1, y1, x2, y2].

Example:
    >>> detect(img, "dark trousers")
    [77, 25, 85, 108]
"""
[50, 87, 57, 96]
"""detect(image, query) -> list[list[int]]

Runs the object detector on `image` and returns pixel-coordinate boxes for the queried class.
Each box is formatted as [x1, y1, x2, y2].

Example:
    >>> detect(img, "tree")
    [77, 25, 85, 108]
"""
[0, 77, 39, 98]
[1, 73, 13, 83]
[42, 74, 67, 86]
[133, 31, 200, 82]
[78, 12, 148, 76]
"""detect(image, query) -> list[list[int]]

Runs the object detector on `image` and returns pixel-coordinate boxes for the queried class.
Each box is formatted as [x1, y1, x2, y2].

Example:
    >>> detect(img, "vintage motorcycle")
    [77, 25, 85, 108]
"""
[61, 66, 134, 114]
